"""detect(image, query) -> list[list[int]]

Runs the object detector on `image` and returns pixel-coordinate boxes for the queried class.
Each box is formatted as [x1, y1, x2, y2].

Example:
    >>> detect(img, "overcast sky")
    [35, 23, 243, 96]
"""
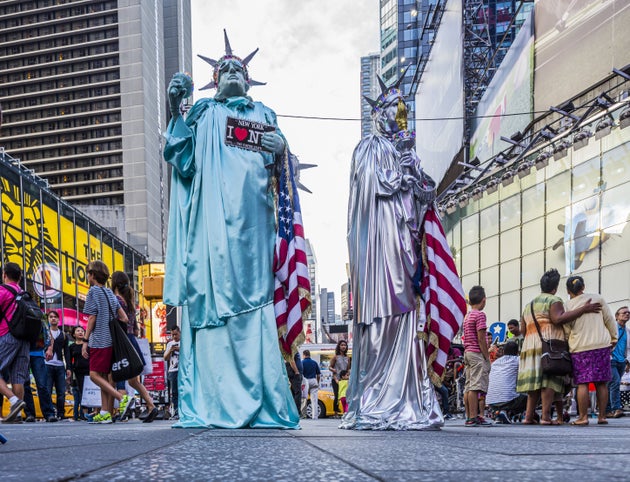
[190, 2, 380, 311]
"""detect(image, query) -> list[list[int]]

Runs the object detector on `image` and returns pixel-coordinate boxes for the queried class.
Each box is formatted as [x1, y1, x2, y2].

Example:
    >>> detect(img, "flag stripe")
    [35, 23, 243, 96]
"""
[273, 151, 311, 357]
[421, 207, 466, 379]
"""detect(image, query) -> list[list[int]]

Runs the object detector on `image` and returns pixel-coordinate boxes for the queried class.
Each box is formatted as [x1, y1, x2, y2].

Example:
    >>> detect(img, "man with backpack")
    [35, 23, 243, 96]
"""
[0, 262, 30, 422]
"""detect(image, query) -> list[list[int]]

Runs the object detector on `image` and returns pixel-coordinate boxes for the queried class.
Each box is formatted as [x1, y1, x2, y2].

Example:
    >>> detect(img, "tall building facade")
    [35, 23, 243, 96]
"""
[0, 0, 192, 259]
[437, 1, 630, 323]
[319, 288, 335, 326]
[360, 53, 380, 138]
[305, 239, 319, 343]
[380, 0, 440, 132]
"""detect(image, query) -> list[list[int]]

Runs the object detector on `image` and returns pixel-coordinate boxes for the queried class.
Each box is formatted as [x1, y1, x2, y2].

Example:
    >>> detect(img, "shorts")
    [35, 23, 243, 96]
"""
[0, 332, 30, 384]
[89, 346, 113, 373]
[464, 351, 490, 393]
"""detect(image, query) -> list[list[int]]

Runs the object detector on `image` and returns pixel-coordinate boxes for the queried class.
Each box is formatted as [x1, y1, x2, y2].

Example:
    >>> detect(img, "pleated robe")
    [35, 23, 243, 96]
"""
[341, 134, 443, 430]
[163, 96, 299, 429]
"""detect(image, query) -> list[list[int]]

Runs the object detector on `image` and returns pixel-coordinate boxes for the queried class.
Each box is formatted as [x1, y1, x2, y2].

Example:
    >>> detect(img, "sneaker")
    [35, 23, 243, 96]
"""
[495, 411, 511, 424]
[477, 416, 493, 426]
[46, 416, 58, 423]
[464, 418, 478, 427]
[142, 407, 159, 424]
[89, 413, 113, 424]
[118, 395, 131, 420]
[25, 416, 36, 423]
[3, 400, 25, 423]
[444, 413, 454, 420]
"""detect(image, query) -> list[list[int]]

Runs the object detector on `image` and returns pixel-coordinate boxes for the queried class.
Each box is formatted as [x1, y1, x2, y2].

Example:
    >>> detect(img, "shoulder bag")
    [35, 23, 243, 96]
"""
[530, 301, 572, 376]
[102, 287, 144, 382]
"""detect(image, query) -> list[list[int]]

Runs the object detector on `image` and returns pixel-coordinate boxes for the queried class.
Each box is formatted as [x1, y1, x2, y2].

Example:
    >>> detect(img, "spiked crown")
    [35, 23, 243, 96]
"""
[363, 65, 410, 112]
[198, 29, 266, 91]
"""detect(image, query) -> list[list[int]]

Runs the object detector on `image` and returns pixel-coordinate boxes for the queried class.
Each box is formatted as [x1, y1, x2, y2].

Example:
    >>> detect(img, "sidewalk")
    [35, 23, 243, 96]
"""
[1, 416, 630, 481]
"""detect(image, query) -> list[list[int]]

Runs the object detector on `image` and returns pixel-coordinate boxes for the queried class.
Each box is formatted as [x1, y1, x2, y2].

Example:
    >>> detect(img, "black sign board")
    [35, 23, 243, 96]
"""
[225, 116, 276, 152]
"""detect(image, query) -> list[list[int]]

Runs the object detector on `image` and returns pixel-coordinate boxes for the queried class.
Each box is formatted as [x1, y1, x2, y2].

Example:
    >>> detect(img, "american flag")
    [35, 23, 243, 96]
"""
[273, 151, 311, 358]
[420, 207, 467, 382]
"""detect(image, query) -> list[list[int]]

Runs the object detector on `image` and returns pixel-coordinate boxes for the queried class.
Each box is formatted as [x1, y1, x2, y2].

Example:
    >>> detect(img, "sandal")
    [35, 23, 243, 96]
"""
[570, 420, 589, 426]
[522, 419, 538, 425]
[540, 419, 560, 425]
[597, 420, 608, 425]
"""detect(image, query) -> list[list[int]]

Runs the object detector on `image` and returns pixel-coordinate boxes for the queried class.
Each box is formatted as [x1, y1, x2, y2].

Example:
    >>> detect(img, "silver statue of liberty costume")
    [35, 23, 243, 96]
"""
[163, 32, 299, 429]
[341, 74, 442, 430]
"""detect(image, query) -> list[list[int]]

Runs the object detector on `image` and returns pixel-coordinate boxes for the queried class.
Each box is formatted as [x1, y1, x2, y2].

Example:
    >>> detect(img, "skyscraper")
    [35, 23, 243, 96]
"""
[305, 239, 319, 342]
[0, 0, 192, 259]
[360, 53, 380, 138]
[380, 0, 429, 132]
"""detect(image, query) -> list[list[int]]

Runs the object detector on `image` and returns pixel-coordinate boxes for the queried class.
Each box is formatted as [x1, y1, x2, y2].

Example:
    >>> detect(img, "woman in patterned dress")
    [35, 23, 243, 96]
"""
[516, 269, 601, 425]
[564, 276, 616, 425]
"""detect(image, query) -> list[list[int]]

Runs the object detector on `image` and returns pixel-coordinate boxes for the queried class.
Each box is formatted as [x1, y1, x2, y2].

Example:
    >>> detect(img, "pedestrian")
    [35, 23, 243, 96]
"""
[68, 326, 90, 421]
[111, 271, 158, 423]
[607, 306, 630, 418]
[164, 326, 180, 419]
[517, 268, 601, 425]
[486, 342, 527, 423]
[338, 369, 350, 413]
[507, 319, 524, 353]
[0, 262, 29, 423]
[163, 31, 304, 429]
[82, 260, 132, 424]
[45, 310, 71, 420]
[302, 350, 320, 419]
[434, 379, 452, 420]
[329, 340, 350, 416]
[23, 314, 57, 422]
[285, 351, 303, 417]
[463, 286, 492, 427]
[564, 276, 616, 425]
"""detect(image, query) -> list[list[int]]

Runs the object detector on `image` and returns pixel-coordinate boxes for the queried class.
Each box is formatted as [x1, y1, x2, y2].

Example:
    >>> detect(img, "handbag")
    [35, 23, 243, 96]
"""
[530, 302, 573, 376]
[102, 288, 144, 382]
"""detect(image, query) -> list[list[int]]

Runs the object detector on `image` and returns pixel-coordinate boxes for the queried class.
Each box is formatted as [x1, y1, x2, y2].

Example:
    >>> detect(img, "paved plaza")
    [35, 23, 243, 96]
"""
[1, 415, 629, 481]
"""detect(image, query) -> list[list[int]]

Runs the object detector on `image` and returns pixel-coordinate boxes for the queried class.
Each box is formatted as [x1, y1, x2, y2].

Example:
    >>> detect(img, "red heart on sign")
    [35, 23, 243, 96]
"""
[234, 127, 248, 141]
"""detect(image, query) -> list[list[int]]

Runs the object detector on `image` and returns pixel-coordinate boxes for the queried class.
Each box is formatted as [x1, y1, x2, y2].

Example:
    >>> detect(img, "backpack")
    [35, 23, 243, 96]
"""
[0, 284, 43, 342]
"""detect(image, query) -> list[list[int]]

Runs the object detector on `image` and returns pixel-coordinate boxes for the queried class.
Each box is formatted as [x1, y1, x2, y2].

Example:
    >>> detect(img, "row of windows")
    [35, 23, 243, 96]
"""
[0, 40, 118, 61]
[0, 1, 116, 27]
[0, 28, 119, 50]
[7, 140, 122, 155]
[0, 12, 117, 34]
[31, 154, 122, 169]
[47, 167, 123, 185]
[11, 112, 120, 128]
[8, 104, 120, 123]
[4, 70, 119, 90]
[8, 97, 120, 114]
[3, 84, 119, 102]
[59, 181, 123, 198]
[5, 118, 121, 137]
[3, 126, 122, 147]
[2, 55, 118, 75]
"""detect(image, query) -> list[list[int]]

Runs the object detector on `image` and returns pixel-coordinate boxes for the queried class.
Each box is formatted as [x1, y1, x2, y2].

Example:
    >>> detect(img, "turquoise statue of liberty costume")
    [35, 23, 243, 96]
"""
[163, 32, 302, 429]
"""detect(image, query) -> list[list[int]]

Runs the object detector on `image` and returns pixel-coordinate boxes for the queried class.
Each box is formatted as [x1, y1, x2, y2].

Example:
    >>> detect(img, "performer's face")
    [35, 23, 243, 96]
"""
[376, 96, 403, 135]
[217, 60, 247, 98]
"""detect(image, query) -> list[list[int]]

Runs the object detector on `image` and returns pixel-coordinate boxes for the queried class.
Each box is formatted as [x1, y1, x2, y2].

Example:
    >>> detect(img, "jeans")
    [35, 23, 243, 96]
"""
[435, 383, 450, 415]
[332, 378, 340, 414]
[307, 378, 319, 419]
[167, 371, 179, 414]
[46, 364, 66, 418]
[607, 360, 626, 411]
[23, 356, 55, 419]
